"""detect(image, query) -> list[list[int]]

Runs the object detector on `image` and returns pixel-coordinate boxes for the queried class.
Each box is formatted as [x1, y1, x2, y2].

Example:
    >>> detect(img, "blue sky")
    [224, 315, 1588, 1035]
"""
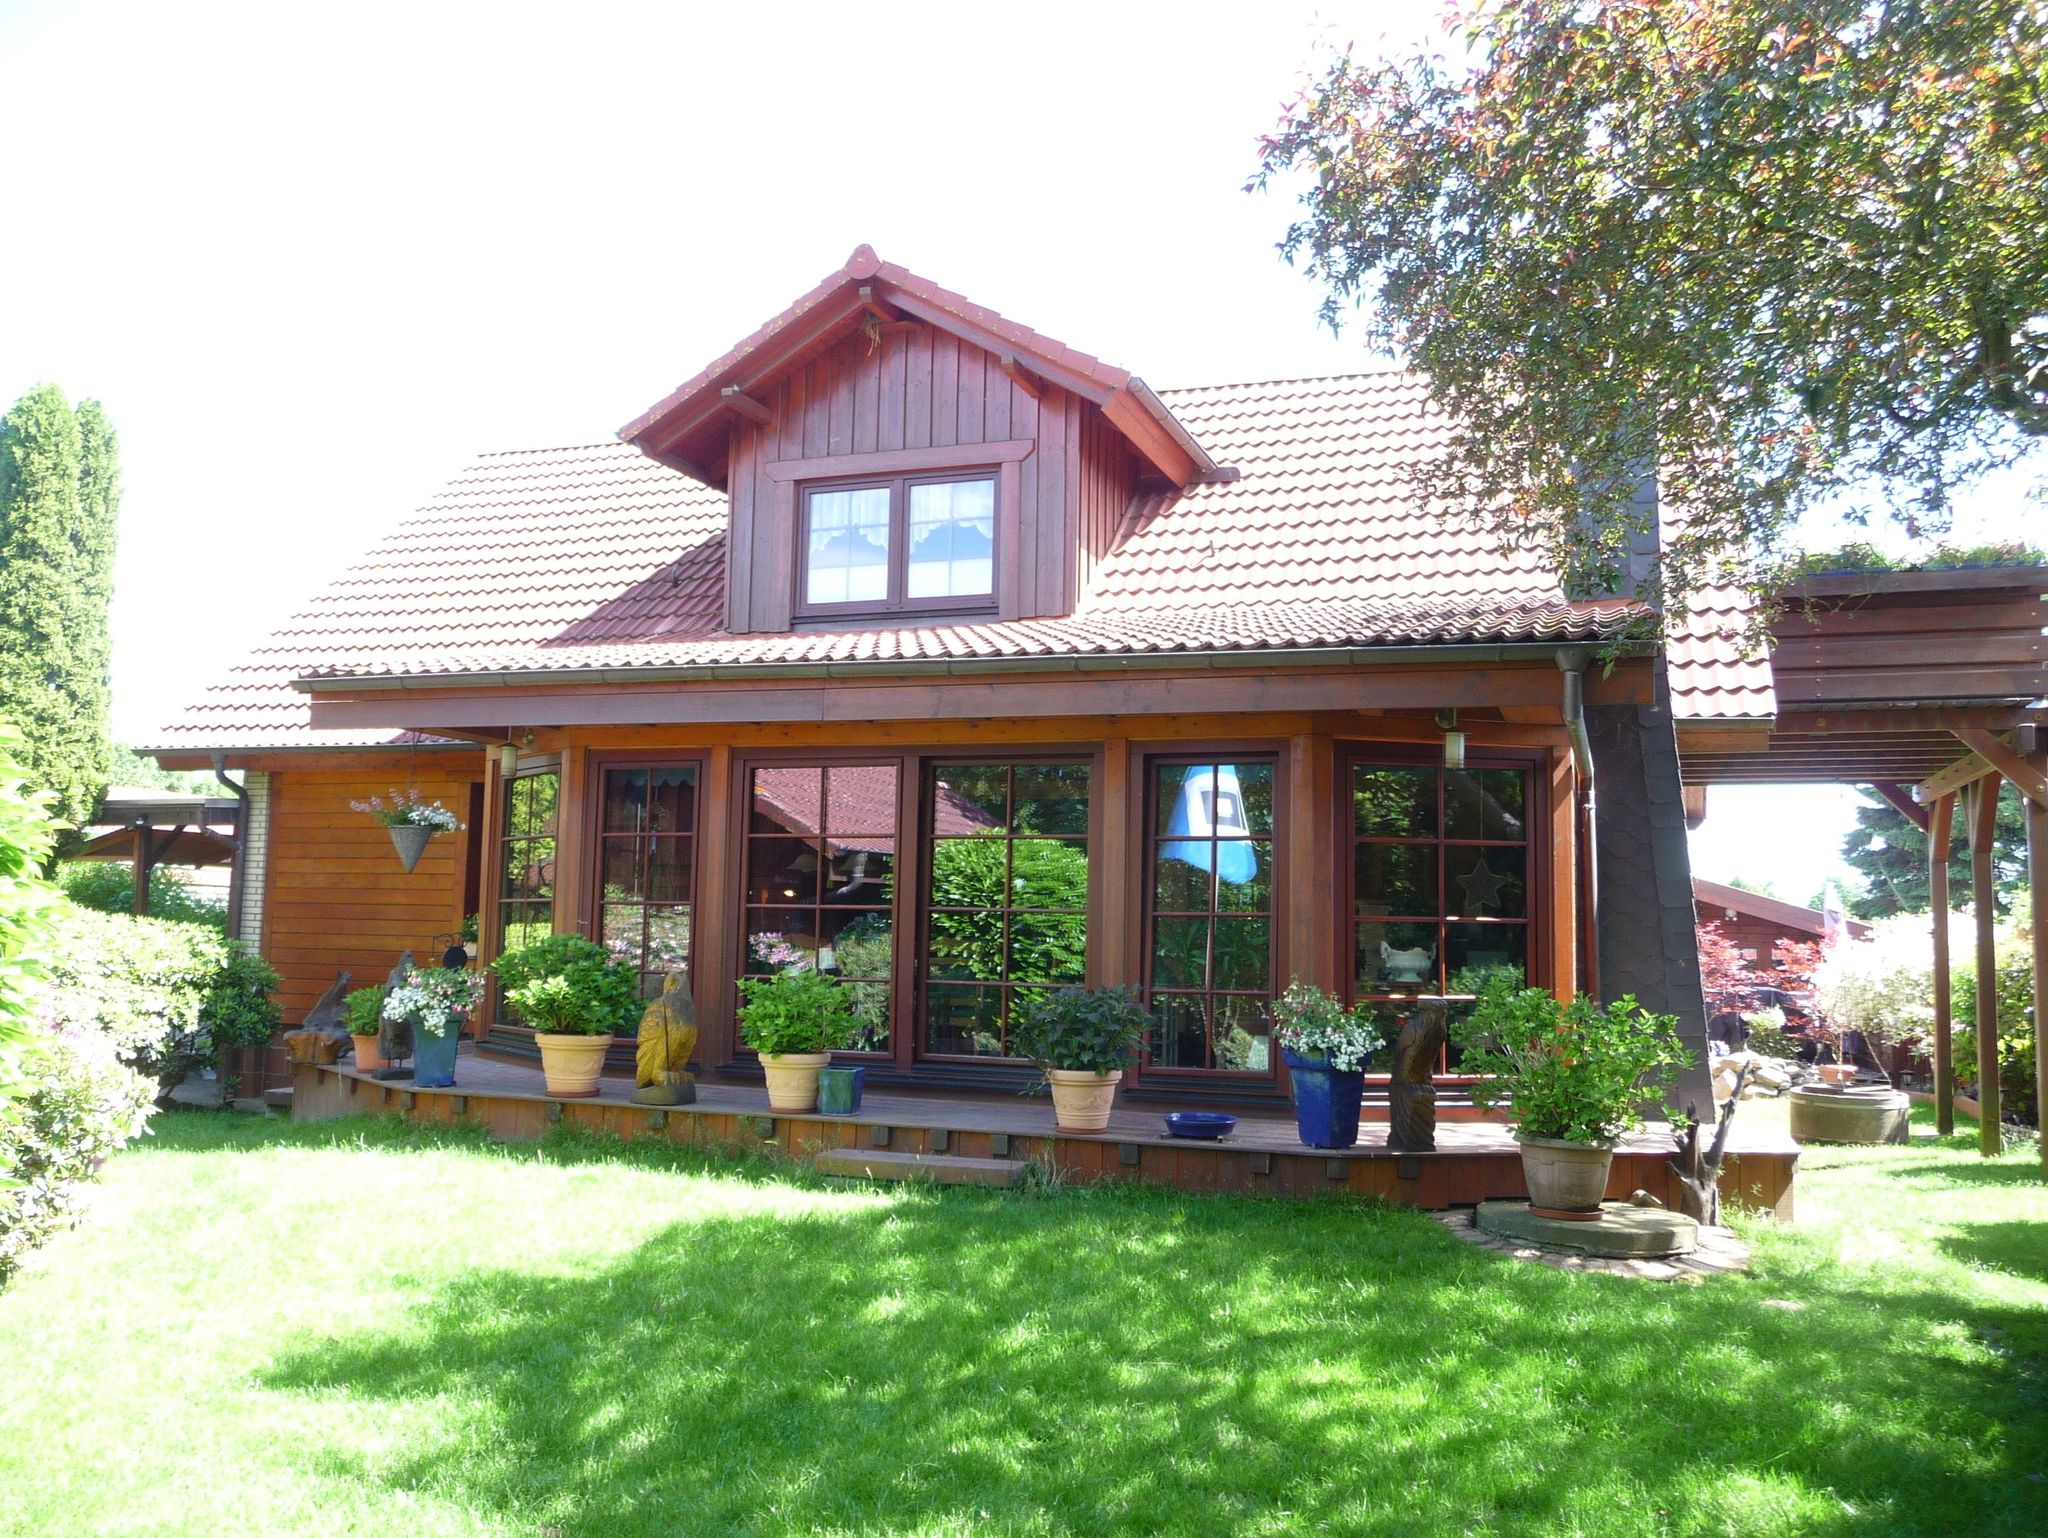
[0, 1, 2037, 907]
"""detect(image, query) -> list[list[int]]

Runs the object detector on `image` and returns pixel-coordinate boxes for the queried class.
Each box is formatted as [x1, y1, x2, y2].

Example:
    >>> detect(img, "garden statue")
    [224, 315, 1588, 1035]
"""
[285, 971, 355, 1062]
[633, 972, 699, 1106]
[372, 950, 416, 1079]
[1388, 998, 1449, 1152]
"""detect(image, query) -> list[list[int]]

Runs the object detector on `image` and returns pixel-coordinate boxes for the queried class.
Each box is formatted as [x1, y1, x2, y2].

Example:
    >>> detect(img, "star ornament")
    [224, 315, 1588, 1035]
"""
[1458, 856, 1511, 914]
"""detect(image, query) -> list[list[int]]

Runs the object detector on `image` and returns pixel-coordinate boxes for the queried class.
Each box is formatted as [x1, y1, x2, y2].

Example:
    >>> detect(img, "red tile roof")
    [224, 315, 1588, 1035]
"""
[152, 371, 1680, 753]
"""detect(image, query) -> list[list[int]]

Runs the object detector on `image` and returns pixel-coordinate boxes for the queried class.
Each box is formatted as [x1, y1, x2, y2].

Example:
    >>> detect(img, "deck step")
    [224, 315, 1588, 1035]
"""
[813, 1148, 1018, 1187]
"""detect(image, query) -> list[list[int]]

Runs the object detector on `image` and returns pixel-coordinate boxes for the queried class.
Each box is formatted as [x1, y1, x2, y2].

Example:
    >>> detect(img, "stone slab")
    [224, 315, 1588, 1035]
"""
[1476, 1199, 1698, 1258]
[814, 1148, 1018, 1187]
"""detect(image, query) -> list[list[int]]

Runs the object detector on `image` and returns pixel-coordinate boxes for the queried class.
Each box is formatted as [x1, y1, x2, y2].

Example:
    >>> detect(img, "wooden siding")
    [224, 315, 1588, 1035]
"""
[262, 761, 482, 1022]
[723, 322, 1135, 632]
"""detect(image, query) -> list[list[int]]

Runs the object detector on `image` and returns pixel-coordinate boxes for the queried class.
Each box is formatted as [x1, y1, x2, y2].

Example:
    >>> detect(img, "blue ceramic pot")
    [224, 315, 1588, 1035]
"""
[1283, 1048, 1365, 1149]
[412, 1022, 460, 1088]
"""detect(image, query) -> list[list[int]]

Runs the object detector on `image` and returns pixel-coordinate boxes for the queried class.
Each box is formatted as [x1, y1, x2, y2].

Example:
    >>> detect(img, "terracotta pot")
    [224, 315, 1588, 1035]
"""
[1817, 1062, 1859, 1086]
[1047, 1068, 1121, 1133]
[1514, 1133, 1615, 1213]
[536, 1032, 614, 1098]
[760, 1052, 830, 1112]
[350, 1033, 387, 1072]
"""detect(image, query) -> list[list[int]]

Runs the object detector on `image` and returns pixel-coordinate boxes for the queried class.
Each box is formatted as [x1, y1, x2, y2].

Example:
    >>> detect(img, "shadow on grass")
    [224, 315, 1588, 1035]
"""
[1941, 1220, 2048, 1284]
[253, 1135, 2048, 1538]
[1880, 1156, 2048, 1188]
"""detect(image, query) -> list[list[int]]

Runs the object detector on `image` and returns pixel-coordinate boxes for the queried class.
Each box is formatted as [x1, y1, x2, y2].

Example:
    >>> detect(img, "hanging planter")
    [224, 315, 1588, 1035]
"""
[352, 789, 465, 873]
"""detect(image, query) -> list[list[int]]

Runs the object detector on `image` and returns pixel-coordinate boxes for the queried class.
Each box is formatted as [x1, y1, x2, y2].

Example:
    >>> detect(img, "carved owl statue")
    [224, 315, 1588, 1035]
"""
[635, 972, 699, 1088]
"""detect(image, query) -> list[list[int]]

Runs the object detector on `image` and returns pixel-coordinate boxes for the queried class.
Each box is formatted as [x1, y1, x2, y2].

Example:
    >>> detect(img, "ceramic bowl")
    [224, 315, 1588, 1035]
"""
[1163, 1111, 1237, 1141]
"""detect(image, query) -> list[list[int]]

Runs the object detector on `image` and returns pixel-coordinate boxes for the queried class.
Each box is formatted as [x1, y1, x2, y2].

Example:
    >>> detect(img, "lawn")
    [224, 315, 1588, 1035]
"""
[0, 1106, 2042, 1538]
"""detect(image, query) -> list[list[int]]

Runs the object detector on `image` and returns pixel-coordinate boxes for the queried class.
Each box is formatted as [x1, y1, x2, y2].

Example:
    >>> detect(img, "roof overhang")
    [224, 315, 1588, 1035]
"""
[618, 245, 1216, 490]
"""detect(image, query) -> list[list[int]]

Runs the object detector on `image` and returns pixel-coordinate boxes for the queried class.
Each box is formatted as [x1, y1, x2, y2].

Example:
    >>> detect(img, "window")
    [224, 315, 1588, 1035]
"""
[921, 762, 1091, 1059]
[497, 771, 558, 955]
[799, 473, 995, 615]
[1349, 762, 1533, 1071]
[1145, 759, 1276, 1073]
[741, 765, 898, 1051]
[598, 765, 699, 999]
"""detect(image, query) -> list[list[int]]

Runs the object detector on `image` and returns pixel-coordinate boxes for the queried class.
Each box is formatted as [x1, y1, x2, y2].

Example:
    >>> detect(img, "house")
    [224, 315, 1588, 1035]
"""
[1693, 877, 1869, 975]
[151, 246, 1753, 1118]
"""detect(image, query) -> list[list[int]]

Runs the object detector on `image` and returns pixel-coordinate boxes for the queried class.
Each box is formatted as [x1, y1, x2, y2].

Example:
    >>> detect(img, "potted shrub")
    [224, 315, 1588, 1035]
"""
[383, 965, 484, 1089]
[350, 788, 464, 872]
[737, 968, 854, 1112]
[1454, 977, 1686, 1215]
[1273, 979, 1385, 1149]
[1009, 985, 1151, 1133]
[494, 934, 640, 1098]
[343, 985, 388, 1070]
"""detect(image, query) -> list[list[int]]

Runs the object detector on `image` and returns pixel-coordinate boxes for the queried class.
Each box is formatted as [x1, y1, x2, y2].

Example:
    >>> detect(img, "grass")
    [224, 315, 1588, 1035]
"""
[0, 1105, 2042, 1537]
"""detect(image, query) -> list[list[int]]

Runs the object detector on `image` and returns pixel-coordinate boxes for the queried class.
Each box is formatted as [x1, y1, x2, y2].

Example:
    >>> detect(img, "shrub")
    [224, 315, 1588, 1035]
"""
[1813, 914, 1942, 1069]
[56, 860, 226, 930]
[0, 1019, 154, 1285]
[1453, 977, 1686, 1145]
[42, 903, 279, 1092]
[1009, 985, 1150, 1076]
[342, 985, 386, 1035]
[491, 934, 640, 1035]
[0, 723, 57, 1106]
[1953, 898, 2038, 1124]
[507, 974, 611, 1036]
[737, 968, 854, 1056]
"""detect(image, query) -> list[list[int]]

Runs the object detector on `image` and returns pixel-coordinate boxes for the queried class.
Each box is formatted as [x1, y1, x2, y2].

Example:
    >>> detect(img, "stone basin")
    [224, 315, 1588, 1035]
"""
[1787, 1083, 1911, 1145]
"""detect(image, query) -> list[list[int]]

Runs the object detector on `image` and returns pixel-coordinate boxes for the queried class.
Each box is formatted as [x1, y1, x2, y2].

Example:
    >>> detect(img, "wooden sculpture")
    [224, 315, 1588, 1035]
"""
[372, 950, 415, 1075]
[633, 972, 698, 1105]
[1388, 998, 1450, 1153]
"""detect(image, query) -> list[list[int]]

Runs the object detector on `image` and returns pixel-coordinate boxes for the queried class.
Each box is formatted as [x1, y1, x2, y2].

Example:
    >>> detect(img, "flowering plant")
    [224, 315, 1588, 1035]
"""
[381, 965, 485, 1040]
[1271, 979, 1384, 1071]
[351, 789, 464, 832]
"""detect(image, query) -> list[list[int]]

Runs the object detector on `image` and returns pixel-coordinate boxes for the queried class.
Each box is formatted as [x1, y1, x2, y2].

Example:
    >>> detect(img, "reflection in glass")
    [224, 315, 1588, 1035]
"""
[906, 478, 994, 599]
[805, 485, 891, 605]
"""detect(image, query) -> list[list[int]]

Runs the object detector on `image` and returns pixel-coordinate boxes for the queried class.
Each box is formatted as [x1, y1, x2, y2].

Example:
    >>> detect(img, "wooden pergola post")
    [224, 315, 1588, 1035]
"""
[1929, 791, 1957, 1136]
[130, 821, 155, 916]
[1968, 773, 2003, 1156]
[2030, 749, 2048, 1181]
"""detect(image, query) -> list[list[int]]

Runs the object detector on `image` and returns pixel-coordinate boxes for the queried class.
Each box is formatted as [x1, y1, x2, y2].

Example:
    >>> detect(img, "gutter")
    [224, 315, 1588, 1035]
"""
[1556, 649, 1600, 996]
[294, 636, 1654, 695]
[210, 752, 249, 944]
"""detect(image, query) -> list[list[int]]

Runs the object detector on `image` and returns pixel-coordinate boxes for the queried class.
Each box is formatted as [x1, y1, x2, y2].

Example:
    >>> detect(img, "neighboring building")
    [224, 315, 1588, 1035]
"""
[1693, 878, 1870, 973]
[152, 247, 1755, 1105]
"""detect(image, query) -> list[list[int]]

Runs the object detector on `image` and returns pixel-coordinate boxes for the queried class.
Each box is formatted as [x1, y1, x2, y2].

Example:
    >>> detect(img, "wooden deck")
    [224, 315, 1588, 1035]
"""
[291, 1046, 1798, 1216]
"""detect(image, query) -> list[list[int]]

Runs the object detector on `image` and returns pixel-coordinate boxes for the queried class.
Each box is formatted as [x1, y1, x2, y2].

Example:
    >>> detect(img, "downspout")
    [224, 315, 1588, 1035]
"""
[1556, 651, 1598, 998]
[211, 753, 248, 944]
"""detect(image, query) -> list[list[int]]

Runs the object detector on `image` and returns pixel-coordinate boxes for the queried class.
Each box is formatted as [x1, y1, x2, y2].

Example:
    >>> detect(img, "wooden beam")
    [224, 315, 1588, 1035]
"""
[718, 386, 773, 426]
[855, 284, 902, 323]
[1914, 752, 1997, 804]
[881, 288, 1115, 405]
[1870, 781, 1931, 832]
[1970, 773, 2003, 1155]
[1682, 785, 1707, 830]
[994, 352, 1044, 402]
[1954, 728, 2048, 810]
[1929, 792, 1956, 1136]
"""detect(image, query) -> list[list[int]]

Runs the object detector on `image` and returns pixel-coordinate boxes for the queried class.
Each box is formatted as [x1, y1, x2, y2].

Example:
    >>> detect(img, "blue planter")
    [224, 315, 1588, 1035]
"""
[412, 1024, 460, 1088]
[1284, 1048, 1365, 1149]
[816, 1065, 866, 1115]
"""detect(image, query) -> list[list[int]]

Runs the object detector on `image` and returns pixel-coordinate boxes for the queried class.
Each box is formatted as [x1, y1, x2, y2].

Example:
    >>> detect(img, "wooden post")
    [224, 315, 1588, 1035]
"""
[1929, 791, 1957, 1136]
[2028, 750, 2048, 1181]
[131, 823, 154, 915]
[1969, 773, 2003, 1155]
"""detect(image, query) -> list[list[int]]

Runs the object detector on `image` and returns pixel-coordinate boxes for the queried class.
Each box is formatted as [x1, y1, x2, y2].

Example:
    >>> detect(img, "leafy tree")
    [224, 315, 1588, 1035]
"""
[1255, 0, 2048, 616]
[0, 725, 57, 1107]
[1842, 782, 2027, 919]
[0, 386, 120, 836]
[106, 743, 220, 796]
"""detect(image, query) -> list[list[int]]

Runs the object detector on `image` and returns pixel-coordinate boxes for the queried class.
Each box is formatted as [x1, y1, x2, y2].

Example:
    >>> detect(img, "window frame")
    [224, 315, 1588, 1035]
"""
[792, 468, 1000, 622]
[591, 758, 705, 1002]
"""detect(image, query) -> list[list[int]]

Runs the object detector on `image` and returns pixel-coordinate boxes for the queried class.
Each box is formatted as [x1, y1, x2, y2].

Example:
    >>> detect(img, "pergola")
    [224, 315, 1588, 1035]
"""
[78, 790, 243, 918]
[1677, 565, 2048, 1173]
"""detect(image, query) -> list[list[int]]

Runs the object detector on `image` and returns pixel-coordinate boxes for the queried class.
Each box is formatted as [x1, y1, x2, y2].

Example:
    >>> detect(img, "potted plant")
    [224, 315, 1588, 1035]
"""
[350, 788, 465, 872]
[1454, 977, 1686, 1215]
[494, 934, 640, 1098]
[383, 965, 484, 1089]
[343, 985, 387, 1071]
[1009, 985, 1151, 1133]
[737, 968, 854, 1112]
[1273, 979, 1385, 1149]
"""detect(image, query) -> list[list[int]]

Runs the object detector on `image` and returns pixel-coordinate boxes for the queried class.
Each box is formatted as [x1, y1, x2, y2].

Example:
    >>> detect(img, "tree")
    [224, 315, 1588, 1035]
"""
[1841, 782, 2027, 919]
[0, 386, 120, 836]
[1255, 0, 2048, 617]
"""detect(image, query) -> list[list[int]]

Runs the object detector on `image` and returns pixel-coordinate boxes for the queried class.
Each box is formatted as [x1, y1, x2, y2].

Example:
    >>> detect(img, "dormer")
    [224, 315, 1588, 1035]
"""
[618, 246, 1222, 634]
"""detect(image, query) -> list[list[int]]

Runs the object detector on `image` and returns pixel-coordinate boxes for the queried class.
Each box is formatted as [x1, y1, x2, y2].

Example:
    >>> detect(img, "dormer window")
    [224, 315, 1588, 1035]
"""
[799, 472, 996, 618]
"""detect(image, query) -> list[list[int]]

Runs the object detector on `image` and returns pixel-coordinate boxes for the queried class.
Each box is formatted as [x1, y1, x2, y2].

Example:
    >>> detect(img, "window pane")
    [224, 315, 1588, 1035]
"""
[1446, 846, 1525, 919]
[753, 767, 821, 836]
[1445, 768, 1525, 841]
[602, 769, 646, 833]
[1152, 917, 1210, 989]
[600, 837, 640, 898]
[1008, 909, 1088, 984]
[805, 485, 891, 606]
[1009, 839, 1089, 911]
[824, 764, 899, 836]
[1213, 996, 1273, 1073]
[649, 766, 698, 834]
[745, 913, 814, 974]
[1152, 853, 1211, 914]
[1212, 918, 1270, 991]
[1356, 919, 1440, 993]
[1156, 763, 1262, 840]
[647, 836, 694, 904]
[1215, 842, 1271, 914]
[1445, 925, 1527, 995]
[644, 905, 692, 979]
[1012, 763, 1089, 835]
[1354, 766, 1435, 837]
[1356, 842, 1437, 917]
[933, 764, 1011, 832]
[924, 982, 1002, 1057]
[746, 837, 818, 906]
[906, 478, 994, 599]
[1150, 994, 1210, 1069]
[603, 904, 643, 969]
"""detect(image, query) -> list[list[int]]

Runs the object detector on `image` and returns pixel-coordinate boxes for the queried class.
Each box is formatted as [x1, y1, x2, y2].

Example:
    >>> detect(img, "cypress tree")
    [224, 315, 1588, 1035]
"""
[0, 385, 119, 836]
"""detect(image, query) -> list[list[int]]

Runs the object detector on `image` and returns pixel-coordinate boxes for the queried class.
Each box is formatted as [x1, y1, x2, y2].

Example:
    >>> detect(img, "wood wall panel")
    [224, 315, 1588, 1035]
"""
[262, 760, 483, 1022]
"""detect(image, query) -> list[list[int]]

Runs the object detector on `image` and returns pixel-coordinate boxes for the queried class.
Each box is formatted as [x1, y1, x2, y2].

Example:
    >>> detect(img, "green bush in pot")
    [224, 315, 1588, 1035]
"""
[1009, 986, 1151, 1133]
[738, 969, 855, 1112]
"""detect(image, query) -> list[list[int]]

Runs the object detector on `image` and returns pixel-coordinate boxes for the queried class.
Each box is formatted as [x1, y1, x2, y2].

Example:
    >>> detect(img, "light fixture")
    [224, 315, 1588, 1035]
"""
[1436, 708, 1465, 770]
[498, 741, 519, 777]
